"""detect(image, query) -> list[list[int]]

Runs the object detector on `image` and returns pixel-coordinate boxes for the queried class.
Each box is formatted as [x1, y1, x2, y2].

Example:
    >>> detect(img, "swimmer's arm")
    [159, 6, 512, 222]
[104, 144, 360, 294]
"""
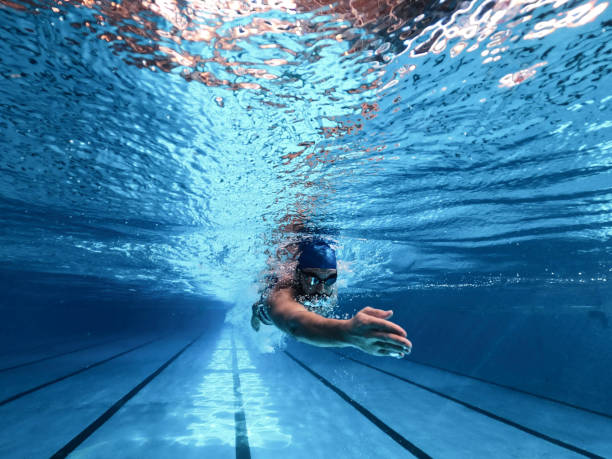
[267, 288, 413, 357]
[267, 287, 350, 347]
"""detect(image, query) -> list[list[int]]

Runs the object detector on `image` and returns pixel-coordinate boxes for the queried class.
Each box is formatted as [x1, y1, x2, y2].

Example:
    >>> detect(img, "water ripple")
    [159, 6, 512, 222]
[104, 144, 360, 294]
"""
[0, 0, 610, 300]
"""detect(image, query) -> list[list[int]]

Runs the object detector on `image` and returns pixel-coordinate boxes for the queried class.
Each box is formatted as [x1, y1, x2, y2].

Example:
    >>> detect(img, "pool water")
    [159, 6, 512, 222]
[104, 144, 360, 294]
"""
[0, 0, 611, 457]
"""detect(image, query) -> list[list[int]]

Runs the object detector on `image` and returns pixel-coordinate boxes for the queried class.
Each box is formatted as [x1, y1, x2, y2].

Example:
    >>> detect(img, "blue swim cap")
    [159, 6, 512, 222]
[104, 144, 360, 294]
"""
[297, 239, 336, 270]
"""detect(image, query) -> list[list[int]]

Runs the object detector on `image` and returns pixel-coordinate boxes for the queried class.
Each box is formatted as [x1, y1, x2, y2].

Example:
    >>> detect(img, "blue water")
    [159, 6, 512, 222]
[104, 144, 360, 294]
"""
[1, 0, 611, 457]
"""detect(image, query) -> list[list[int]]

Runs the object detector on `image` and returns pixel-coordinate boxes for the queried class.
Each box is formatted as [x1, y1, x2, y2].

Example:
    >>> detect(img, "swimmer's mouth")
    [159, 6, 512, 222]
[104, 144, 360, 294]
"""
[312, 292, 333, 300]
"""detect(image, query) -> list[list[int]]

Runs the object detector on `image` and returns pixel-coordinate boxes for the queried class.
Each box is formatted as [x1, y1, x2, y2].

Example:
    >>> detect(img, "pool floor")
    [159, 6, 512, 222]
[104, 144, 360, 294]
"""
[0, 325, 610, 458]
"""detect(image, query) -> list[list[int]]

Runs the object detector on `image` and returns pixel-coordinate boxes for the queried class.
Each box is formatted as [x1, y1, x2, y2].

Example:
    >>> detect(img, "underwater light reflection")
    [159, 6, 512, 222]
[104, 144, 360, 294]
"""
[172, 332, 290, 449]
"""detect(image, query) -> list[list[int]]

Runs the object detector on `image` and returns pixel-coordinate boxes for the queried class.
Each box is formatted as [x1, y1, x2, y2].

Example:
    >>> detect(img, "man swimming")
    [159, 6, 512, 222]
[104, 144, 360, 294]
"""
[251, 239, 412, 358]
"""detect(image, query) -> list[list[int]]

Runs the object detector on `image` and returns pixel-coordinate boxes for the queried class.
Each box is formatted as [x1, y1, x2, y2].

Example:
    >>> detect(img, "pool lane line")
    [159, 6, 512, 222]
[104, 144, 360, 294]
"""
[284, 351, 432, 459]
[0, 336, 122, 373]
[231, 333, 252, 459]
[50, 332, 204, 459]
[0, 336, 161, 407]
[333, 352, 604, 459]
[0, 334, 89, 358]
[403, 357, 612, 420]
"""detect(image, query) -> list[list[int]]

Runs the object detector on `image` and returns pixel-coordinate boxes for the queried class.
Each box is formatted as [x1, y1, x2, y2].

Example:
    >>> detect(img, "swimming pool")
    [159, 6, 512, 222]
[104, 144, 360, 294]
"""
[0, 0, 610, 456]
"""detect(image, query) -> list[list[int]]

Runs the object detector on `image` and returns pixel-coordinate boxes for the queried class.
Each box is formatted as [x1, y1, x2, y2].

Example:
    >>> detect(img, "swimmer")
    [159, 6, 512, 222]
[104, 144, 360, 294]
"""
[251, 239, 412, 358]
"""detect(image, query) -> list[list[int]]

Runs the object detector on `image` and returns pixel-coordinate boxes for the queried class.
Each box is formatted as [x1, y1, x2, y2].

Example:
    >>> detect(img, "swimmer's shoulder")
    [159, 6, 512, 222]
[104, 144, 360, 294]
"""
[260, 262, 298, 304]
[265, 268, 294, 290]
[275, 273, 295, 290]
[265, 273, 298, 305]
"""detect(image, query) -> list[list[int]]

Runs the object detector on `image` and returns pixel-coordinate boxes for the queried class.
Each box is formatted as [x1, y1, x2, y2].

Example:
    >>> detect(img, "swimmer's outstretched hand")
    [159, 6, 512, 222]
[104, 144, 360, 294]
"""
[343, 307, 412, 358]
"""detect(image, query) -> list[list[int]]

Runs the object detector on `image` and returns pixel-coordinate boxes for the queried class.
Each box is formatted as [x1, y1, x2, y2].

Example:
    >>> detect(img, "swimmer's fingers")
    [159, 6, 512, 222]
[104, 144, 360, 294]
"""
[361, 307, 393, 319]
[367, 317, 407, 338]
[375, 348, 405, 358]
[371, 331, 412, 350]
[373, 340, 408, 354]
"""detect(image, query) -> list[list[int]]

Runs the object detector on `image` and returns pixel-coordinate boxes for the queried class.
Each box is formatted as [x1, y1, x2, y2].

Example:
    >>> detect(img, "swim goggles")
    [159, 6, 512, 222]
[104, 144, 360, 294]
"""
[301, 271, 337, 288]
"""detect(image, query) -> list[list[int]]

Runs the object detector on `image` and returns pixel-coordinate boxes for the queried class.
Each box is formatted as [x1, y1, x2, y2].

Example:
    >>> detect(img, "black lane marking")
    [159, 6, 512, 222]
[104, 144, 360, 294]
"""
[231, 334, 251, 459]
[51, 333, 204, 459]
[334, 352, 604, 459]
[406, 357, 612, 420]
[0, 337, 160, 407]
[284, 351, 432, 459]
[0, 337, 120, 373]
[0, 335, 87, 358]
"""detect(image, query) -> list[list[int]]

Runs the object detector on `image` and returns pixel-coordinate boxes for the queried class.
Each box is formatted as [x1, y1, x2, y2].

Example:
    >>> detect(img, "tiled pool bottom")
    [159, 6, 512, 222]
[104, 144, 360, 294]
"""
[0, 326, 610, 458]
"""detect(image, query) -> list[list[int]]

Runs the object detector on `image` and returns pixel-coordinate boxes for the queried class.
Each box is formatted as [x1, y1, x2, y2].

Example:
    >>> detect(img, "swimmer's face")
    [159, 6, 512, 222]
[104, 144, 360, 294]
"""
[298, 268, 337, 297]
